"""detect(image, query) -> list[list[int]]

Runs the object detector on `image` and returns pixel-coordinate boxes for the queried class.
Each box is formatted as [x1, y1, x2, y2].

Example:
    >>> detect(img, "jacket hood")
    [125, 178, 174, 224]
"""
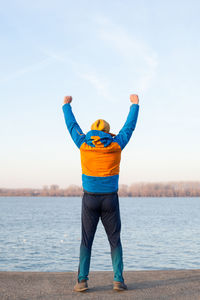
[85, 130, 114, 147]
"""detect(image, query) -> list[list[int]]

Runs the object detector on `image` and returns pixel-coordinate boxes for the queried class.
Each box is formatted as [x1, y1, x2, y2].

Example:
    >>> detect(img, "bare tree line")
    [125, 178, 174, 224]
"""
[118, 182, 200, 197]
[0, 182, 200, 197]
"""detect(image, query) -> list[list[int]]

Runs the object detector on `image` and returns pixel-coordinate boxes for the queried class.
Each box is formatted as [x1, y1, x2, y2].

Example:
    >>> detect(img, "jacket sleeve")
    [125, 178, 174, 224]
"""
[113, 104, 139, 150]
[62, 103, 86, 148]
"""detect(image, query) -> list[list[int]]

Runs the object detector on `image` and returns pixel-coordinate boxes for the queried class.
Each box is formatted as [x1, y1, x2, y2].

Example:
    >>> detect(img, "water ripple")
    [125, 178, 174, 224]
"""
[0, 196, 200, 271]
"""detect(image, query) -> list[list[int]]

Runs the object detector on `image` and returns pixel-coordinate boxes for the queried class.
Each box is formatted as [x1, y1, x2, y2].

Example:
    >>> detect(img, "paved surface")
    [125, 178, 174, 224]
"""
[0, 270, 200, 300]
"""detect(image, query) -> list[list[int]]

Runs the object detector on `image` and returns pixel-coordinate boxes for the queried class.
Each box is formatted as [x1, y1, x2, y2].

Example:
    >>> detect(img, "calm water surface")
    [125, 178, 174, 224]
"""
[0, 197, 200, 271]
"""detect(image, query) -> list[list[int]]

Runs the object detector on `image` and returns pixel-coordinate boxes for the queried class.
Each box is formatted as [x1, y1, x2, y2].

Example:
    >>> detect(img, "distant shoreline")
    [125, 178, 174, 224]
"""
[1, 195, 200, 198]
[1, 181, 200, 197]
[1, 194, 200, 198]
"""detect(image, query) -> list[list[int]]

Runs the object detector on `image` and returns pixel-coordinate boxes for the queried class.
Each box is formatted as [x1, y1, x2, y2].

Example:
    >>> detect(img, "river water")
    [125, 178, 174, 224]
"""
[0, 197, 200, 271]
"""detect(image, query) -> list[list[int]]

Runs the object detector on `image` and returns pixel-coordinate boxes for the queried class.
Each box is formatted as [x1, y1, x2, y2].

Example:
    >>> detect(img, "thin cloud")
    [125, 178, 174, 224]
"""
[0, 57, 52, 84]
[41, 48, 113, 101]
[40, 48, 77, 67]
[78, 71, 112, 101]
[96, 17, 158, 92]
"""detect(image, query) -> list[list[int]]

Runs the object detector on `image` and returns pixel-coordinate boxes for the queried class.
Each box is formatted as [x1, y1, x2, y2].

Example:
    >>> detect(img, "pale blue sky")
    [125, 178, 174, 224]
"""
[0, 0, 200, 188]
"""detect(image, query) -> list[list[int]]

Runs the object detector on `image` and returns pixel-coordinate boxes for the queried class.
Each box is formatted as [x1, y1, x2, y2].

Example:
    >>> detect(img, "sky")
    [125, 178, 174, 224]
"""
[0, 0, 200, 188]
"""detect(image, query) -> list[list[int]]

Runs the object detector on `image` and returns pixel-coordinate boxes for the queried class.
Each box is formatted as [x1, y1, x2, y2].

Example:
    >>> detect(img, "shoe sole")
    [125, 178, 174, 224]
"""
[74, 287, 88, 292]
[113, 286, 128, 291]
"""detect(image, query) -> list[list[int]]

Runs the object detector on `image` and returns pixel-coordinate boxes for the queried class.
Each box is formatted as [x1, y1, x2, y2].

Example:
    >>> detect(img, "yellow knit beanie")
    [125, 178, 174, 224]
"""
[91, 119, 110, 133]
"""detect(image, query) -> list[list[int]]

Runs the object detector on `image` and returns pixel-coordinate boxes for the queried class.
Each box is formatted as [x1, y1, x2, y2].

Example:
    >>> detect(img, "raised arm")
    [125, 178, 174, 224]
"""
[114, 94, 139, 150]
[62, 96, 85, 148]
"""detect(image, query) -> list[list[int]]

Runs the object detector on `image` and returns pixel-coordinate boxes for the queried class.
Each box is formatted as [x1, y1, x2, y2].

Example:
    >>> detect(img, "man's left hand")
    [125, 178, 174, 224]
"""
[64, 96, 72, 104]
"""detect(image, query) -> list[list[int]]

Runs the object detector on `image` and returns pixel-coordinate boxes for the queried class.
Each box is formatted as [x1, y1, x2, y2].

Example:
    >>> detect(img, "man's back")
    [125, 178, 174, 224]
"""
[80, 131, 121, 177]
[80, 130, 122, 193]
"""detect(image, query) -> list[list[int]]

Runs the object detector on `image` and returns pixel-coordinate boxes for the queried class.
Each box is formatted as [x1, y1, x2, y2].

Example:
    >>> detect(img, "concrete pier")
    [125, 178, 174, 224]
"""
[1, 270, 200, 299]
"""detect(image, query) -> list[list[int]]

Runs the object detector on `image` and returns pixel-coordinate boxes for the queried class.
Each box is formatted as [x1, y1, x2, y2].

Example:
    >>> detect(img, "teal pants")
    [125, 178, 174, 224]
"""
[78, 192, 124, 282]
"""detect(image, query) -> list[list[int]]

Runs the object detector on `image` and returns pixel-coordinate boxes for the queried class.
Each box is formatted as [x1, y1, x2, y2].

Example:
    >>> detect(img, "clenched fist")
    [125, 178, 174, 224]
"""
[130, 94, 139, 104]
[63, 96, 72, 104]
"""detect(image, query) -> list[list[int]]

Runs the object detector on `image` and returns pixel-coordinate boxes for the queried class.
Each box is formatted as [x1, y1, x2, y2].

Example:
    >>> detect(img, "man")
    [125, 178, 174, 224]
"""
[62, 94, 139, 292]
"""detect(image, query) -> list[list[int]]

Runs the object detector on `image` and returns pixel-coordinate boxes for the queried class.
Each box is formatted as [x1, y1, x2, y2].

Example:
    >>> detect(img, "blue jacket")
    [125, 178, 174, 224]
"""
[63, 103, 139, 193]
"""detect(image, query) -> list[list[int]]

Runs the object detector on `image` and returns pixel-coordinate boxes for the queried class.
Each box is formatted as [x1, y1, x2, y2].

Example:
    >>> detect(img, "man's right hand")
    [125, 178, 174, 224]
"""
[63, 96, 72, 104]
[130, 94, 139, 104]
